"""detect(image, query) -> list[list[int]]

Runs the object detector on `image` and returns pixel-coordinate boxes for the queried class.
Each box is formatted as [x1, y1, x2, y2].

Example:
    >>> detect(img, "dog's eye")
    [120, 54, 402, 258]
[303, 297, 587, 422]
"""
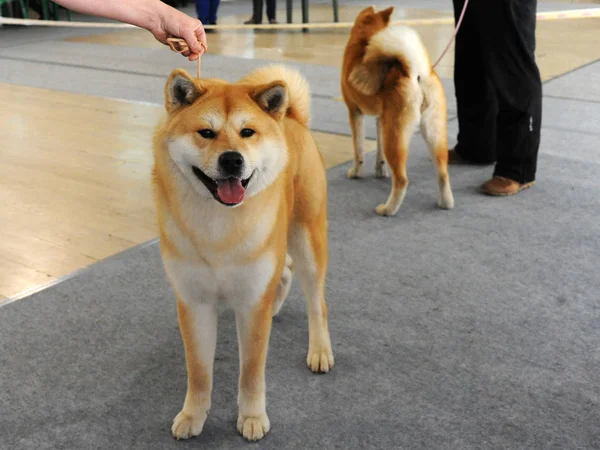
[240, 128, 255, 138]
[198, 129, 216, 139]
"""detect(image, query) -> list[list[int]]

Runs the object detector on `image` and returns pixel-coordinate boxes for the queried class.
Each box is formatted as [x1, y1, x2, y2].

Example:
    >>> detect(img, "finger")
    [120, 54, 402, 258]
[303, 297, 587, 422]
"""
[195, 29, 208, 53]
[182, 29, 202, 55]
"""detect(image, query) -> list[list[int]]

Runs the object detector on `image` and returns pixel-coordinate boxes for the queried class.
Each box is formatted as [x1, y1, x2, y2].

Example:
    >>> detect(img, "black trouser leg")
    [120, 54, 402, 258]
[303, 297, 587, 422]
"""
[252, 0, 263, 22]
[482, 0, 542, 183]
[266, 0, 276, 20]
[452, 0, 497, 163]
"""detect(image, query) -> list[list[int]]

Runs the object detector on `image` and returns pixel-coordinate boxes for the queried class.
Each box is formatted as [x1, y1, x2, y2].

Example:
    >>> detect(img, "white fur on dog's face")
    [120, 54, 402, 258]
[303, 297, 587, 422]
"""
[167, 110, 289, 206]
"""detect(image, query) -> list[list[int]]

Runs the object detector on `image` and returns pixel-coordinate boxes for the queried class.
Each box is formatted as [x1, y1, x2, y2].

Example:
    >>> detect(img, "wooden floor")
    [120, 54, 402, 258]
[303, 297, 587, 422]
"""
[1, 3, 599, 302]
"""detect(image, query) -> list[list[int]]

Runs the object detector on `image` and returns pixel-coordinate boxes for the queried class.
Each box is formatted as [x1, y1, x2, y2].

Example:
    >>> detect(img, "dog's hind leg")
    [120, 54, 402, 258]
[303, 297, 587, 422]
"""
[376, 102, 419, 216]
[289, 221, 334, 373]
[272, 253, 293, 317]
[374, 117, 388, 178]
[346, 107, 366, 179]
[420, 75, 454, 209]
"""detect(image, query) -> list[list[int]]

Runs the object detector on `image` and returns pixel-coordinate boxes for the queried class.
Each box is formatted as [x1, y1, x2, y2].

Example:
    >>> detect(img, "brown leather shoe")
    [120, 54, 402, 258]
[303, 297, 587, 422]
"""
[480, 176, 535, 196]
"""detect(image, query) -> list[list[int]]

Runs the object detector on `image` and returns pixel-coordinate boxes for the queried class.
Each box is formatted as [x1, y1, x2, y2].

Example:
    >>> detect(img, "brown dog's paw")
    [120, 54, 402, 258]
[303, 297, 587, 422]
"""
[375, 203, 392, 216]
[237, 413, 271, 441]
[347, 165, 363, 179]
[171, 410, 207, 440]
[307, 345, 335, 373]
[374, 162, 388, 178]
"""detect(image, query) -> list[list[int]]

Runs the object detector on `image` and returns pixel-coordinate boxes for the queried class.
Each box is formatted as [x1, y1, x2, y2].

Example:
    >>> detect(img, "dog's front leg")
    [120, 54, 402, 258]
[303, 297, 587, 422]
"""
[172, 298, 217, 440]
[235, 288, 276, 441]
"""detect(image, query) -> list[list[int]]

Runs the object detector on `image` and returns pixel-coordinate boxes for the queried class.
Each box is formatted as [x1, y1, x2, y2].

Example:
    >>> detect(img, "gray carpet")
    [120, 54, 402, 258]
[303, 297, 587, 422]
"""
[544, 59, 600, 103]
[2, 120, 600, 449]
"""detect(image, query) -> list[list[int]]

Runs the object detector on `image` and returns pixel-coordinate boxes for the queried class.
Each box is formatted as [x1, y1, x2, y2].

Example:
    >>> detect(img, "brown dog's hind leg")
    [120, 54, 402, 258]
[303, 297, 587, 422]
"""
[289, 220, 334, 373]
[376, 102, 419, 216]
[374, 117, 389, 178]
[346, 107, 366, 179]
[420, 75, 455, 209]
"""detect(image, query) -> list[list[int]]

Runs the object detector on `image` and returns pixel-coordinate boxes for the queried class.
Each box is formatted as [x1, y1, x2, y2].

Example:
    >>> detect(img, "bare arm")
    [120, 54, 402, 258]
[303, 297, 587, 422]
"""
[53, 0, 207, 60]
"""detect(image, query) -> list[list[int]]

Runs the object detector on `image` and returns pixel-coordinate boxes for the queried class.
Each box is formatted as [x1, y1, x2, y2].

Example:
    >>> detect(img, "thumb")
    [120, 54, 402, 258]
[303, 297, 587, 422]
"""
[194, 27, 208, 53]
[182, 27, 206, 55]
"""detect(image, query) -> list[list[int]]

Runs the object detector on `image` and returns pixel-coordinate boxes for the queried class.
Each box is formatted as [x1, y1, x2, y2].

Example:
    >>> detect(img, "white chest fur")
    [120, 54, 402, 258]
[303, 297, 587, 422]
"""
[163, 251, 276, 310]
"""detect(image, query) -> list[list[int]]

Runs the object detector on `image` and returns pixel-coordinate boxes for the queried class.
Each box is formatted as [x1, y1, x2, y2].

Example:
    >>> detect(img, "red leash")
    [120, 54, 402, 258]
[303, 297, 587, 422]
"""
[431, 0, 469, 69]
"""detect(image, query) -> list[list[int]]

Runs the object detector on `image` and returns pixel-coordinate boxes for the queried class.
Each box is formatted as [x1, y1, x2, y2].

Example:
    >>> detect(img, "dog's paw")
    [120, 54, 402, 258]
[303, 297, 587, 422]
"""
[375, 203, 393, 216]
[237, 413, 270, 441]
[438, 191, 455, 210]
[347, 165, 363, 179]
[438, 197, 455, 209]
[374, 162, 388, 178]
[307, 344, 334, 373]
[171, 410, 207, 440]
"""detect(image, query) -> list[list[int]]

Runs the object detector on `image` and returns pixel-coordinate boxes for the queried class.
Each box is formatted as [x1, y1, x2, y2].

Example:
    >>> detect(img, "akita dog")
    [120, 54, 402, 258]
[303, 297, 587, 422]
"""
[341, 6, 455, 216]
[152, 65, 334, 442]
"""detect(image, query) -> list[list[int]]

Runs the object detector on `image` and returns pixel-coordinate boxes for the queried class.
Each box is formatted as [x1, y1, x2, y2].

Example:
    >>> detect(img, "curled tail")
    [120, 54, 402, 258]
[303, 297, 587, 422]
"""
[348, 25, 432, 96]
[239, 64, 311, 128]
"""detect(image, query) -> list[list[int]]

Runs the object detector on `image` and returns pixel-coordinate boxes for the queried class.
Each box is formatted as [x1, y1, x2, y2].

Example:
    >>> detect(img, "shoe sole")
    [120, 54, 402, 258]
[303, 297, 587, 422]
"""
[481, 181, 535, 196]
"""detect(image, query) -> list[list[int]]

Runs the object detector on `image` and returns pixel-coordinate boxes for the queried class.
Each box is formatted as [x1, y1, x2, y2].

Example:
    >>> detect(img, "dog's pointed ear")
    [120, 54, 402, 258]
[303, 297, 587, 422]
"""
[379, 6, 394, 24]
[165, 69, 205, 113]
[252, 81, 288, 121]
[359, 6, 377, 25]
[359, 5, 376, 15]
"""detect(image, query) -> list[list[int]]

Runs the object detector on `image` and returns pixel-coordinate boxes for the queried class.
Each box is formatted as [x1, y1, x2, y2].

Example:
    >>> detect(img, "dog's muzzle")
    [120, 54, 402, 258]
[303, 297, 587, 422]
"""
[192, 152, 255, 207]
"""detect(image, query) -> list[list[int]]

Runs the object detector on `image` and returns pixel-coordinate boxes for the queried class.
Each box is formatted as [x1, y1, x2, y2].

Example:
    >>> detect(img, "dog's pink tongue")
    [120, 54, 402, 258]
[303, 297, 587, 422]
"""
[217, 178, 246, 204]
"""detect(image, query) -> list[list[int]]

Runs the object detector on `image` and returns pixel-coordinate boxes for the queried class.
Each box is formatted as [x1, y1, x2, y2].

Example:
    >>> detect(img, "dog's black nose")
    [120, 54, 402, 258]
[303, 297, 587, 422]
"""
[218, 151, 244, 176]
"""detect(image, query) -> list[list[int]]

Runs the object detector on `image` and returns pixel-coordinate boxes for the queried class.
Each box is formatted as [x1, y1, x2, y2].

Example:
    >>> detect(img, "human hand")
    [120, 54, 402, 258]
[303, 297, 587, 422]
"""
[151, 5, 207, 61]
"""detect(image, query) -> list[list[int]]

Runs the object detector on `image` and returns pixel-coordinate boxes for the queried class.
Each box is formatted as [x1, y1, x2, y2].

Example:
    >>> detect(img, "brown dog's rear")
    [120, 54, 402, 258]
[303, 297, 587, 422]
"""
[341, 6, 454, 216]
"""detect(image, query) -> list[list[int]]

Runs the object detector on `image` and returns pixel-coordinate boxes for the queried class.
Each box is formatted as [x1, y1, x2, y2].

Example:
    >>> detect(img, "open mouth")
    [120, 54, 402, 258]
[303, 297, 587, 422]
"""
[191, 166, 254, 206]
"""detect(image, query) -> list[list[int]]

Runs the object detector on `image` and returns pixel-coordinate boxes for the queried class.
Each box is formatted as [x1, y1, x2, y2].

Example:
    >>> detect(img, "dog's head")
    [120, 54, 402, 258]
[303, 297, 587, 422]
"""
[159, 69, 289, 208]
[352, 6, 394, 38]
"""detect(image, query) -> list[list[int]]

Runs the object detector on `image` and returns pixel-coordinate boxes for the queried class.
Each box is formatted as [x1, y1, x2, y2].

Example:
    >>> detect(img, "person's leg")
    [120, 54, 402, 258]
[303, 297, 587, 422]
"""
[266, 0, 277, 22]
[255, 0, 264, 22]
[195, 0, 209, 23]
[481, 0, 542, 193]
[245, 0, 263, 24]
[451, 0, 497, 164]
[208, 0, 220, 24]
